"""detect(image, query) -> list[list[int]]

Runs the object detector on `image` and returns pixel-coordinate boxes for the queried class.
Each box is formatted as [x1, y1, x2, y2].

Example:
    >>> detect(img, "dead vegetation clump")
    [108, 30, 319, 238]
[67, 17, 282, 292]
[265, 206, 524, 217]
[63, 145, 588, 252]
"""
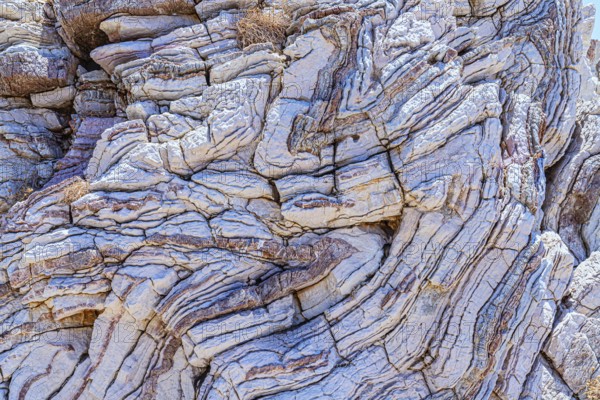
[587, 376, 600, 400]
[15, 185, 34, 202]
[236, 7, 291, 48]
[63, 177, 90, 204]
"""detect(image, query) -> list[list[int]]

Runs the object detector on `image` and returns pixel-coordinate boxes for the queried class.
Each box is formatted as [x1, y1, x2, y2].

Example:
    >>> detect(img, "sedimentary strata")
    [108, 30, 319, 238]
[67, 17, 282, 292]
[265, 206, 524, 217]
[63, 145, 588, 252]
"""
[0, 0, 599, 399]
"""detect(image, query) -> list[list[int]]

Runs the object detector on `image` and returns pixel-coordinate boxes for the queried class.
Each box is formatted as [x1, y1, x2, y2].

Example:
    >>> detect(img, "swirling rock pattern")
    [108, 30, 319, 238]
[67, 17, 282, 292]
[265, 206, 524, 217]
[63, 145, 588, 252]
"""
[0, 0, 599, 399]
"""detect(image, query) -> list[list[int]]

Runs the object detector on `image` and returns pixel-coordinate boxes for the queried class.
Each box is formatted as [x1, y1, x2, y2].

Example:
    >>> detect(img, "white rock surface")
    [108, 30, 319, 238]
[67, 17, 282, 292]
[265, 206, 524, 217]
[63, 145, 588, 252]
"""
[0, 0, 598, 399]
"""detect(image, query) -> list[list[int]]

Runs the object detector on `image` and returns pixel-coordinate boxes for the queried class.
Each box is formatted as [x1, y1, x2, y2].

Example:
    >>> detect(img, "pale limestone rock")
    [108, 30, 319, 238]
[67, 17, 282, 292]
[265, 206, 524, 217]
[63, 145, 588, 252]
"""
[91, 40, 153, 74]
[126, 101, 160, 122]
[543, 252, 600, 397]
[519, 357, 574, 400]
[53, 0, 197, 57]
[0, 46, 77, 97]
[30, 86, 76, 109]
[281, 154, 404, 228]
[114, 46, 207, 103]
[0, 0, 75, 211]
[100, 15, 200, 43]
[73, 70, 118, 118]
[0, 0, 598, 399]
[86, 120, 149, 181]
[195, 0, 259, 19]
[152, 13, 238, 55]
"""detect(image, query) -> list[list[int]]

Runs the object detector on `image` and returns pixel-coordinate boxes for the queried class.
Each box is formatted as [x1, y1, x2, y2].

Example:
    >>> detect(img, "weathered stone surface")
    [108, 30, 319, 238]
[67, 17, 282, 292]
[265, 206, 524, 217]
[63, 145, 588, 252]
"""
[0, 0, 599, 399]
[53, 0, 196, 58]
[0, 46, 77, 97]
[100, 14, 200, 43]
[29, 85, 76, 109]
[91, 40, 154, 74]
[73, 70, 118, 118]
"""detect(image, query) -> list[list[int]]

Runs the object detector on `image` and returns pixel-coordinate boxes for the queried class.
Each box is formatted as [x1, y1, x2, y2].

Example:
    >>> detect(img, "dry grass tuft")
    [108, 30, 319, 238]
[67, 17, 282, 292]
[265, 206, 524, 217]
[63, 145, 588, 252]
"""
[16, 185, 34, 202]
[587, 376, 600, 400]
[63, 177, 90, 204]
[236, 7, 291, 48]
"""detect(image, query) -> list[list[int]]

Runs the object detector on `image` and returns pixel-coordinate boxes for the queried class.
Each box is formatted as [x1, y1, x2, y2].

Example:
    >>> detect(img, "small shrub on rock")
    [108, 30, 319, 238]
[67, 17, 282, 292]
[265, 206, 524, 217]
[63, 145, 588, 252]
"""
[587, 377, 600, 400]
[236, 8, 291, 48]
[63, 177, 90, 204]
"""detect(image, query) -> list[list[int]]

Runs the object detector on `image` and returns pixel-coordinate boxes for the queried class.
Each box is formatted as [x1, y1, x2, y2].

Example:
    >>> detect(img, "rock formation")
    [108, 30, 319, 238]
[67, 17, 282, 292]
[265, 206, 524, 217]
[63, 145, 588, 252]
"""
[0, 0, 599, 399]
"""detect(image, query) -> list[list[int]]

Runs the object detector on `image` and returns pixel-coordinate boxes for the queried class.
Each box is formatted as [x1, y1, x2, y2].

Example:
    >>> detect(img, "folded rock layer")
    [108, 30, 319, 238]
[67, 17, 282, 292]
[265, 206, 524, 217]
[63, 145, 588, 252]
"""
[0, 0, 599, 399]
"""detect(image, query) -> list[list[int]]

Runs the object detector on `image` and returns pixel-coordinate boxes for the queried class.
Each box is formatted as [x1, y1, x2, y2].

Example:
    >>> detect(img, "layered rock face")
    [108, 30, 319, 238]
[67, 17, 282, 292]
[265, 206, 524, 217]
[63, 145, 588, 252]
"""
[0, 0, 599, 399]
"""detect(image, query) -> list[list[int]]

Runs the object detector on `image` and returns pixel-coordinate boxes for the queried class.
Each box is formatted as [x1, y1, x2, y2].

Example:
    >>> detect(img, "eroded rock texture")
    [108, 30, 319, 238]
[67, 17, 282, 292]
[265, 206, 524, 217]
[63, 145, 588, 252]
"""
[0, 0, 599, 399]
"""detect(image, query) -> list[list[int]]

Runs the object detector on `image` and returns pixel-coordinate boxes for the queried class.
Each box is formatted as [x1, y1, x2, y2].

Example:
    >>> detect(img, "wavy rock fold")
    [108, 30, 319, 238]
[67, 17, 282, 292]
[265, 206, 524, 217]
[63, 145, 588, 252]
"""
[0, 0, 599, 399]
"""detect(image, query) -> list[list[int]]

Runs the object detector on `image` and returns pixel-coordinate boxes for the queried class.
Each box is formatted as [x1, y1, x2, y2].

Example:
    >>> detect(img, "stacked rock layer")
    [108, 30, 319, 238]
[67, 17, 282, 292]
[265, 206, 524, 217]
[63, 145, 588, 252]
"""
[0, 0, 599, 399]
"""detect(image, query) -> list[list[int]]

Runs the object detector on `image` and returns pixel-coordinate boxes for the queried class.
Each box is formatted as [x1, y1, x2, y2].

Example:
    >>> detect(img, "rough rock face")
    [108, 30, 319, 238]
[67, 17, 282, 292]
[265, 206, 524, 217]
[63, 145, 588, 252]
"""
[0, 0, 599, 399]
